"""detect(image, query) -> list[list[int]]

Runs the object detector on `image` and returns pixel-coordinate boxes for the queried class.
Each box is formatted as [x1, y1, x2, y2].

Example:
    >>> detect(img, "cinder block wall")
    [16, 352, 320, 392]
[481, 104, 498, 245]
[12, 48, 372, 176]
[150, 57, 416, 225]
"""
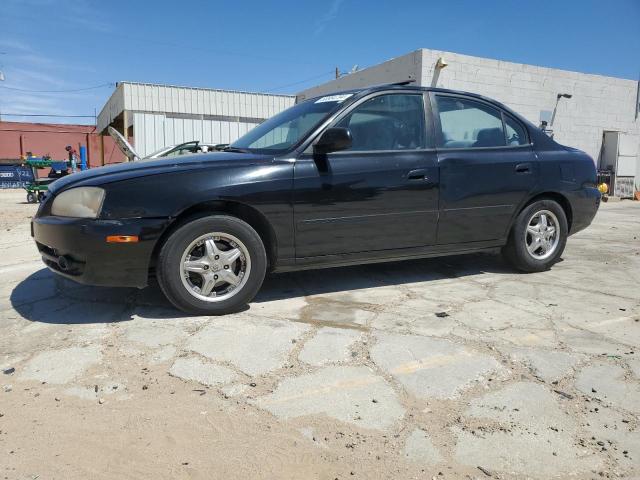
[298, 49, 640, 184]
[419, 49, 640, 179]
[296, 51, 422, 102]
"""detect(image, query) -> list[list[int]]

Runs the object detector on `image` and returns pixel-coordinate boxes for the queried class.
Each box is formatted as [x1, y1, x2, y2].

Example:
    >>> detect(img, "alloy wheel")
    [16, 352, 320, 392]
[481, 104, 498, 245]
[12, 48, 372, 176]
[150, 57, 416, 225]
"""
[524, 209, 560, 260]
[179, 232, 251, 302]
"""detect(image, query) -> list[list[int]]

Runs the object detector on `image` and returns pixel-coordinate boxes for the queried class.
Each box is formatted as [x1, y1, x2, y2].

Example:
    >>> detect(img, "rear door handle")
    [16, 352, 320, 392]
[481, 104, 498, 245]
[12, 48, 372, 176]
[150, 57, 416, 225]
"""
[407, 169, 428, 181]
[515, 163, 532, 174]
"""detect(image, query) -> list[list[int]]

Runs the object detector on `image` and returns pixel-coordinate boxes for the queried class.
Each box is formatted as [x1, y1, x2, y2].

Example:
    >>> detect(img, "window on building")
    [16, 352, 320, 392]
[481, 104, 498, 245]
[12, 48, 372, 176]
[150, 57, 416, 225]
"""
[334, 94, 426, 151]
[436, 96, 506, 148]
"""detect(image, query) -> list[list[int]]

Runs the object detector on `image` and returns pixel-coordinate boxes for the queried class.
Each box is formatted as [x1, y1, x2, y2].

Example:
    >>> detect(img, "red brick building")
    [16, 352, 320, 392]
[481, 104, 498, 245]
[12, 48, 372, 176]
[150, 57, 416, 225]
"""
[0, 121, 124, 167]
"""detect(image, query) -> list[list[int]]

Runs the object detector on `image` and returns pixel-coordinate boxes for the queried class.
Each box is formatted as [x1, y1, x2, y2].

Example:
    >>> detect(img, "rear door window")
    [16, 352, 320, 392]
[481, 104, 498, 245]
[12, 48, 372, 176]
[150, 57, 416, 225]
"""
[435, 96, 506, 148]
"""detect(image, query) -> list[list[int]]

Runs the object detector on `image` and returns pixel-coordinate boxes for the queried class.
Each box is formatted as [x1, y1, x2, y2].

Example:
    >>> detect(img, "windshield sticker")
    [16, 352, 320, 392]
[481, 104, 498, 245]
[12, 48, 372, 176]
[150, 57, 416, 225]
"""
[315, 94, 353, 104]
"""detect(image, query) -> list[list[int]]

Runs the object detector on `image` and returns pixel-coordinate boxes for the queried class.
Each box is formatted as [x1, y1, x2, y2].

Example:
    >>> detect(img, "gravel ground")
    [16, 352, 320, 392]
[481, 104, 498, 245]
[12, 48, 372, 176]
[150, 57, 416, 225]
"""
[1, 188, 639, 479]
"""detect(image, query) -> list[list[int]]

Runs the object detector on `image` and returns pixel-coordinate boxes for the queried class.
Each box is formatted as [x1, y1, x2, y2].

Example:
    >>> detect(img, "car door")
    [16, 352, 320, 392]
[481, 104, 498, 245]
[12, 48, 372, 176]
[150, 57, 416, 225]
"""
[432, 93, 538, 244]
[293, 91, 439, 258]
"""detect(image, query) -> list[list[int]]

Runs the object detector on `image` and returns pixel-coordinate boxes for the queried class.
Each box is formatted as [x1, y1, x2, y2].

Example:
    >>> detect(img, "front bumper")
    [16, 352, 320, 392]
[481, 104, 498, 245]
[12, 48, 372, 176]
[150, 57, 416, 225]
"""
[32, 216, 170, 288]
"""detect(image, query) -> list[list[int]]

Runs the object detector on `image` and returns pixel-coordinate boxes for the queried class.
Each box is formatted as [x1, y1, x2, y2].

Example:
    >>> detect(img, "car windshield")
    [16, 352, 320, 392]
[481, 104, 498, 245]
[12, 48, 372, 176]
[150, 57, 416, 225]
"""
[145, 145, 174, 158]
[162, 142, 199, 157]
[229, 94, 353, 153]
[143, 142, 199, 160]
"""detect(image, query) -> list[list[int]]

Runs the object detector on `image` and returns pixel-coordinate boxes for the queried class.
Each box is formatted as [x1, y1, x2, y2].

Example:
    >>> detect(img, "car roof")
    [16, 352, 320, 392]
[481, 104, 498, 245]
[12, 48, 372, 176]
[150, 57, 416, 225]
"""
[317, 84, 502, 107]
[313, 84, 534, 129]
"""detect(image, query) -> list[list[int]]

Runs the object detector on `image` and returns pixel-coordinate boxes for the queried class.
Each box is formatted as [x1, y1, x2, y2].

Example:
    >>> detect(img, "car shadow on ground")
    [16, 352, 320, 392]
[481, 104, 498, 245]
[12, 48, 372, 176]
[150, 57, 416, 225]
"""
[10, 252, 513, 325]
[255, 252, 512, 302]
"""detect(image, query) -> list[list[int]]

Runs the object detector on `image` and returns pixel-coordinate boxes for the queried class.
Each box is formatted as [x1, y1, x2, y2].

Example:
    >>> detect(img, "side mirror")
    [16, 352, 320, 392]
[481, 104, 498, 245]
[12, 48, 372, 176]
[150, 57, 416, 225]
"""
[313, 127, 352, 154]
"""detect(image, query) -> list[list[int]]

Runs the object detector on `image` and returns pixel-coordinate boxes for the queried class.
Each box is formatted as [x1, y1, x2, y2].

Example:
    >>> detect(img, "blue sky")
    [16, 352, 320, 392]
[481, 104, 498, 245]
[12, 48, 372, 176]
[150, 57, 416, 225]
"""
[1, 0, 639, 124]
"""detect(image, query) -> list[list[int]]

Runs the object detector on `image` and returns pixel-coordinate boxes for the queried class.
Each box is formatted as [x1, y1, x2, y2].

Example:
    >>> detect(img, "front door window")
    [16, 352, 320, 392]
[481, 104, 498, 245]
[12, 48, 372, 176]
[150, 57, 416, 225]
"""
[335, 94, 426, 151]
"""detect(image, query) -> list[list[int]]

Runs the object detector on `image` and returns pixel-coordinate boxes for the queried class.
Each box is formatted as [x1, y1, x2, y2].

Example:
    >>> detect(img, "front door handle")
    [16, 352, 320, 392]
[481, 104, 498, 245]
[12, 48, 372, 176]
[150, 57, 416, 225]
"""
[515, 163, 532, 174]
[408, 169, 428, 181]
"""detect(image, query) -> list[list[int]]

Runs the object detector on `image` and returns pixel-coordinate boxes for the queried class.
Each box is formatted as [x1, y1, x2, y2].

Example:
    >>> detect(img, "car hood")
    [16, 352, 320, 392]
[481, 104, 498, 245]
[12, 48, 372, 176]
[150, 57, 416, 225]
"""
[108, 126, 139, 161]
[47, 152, 274, 195]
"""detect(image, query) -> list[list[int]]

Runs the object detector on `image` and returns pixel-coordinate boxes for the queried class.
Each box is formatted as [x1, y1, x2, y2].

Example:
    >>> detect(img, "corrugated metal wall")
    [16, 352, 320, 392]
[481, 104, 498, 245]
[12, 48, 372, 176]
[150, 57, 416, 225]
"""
[98, 82, 295, 157]
[97, 83, 126, 132]
[123, 83, 294, 120]
[132, 113, 262, 157]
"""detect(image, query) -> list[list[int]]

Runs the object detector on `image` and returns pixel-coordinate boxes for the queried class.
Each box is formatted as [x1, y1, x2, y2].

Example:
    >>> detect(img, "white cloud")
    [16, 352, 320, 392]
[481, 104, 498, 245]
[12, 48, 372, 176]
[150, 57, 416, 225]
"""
[8, 66, 75, 88]
[0, 39, 33, 53]
[2, 0, 112, 33]
[314, 0, 345, 35]
[0, 39, 105, 124]
[0, 0, 107, 118]
[0, 0, 112, 125]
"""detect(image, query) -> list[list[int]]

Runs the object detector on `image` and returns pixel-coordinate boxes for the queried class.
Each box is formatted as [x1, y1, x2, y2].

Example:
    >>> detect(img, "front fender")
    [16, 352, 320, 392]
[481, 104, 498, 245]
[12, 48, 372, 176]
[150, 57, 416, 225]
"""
[100, 163, 292, 219]
[99, 161, 295, 262]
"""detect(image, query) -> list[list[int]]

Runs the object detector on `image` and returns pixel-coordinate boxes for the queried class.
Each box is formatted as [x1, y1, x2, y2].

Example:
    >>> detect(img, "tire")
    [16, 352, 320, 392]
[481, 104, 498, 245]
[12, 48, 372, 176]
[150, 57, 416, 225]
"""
[157, 215, 267, 315]
[503, 199, 568, 272]
[37, 192, 45, 203]
[26, 192, 36, 203]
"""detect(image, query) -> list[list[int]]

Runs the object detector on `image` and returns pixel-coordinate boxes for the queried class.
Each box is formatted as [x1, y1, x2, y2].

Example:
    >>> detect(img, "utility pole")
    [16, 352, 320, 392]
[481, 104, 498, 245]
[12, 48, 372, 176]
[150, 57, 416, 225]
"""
[335, 67, 340, 79]
[0, 69, 4, 122]
[635, 70, 639, 120]
[0, 52, 6, 121]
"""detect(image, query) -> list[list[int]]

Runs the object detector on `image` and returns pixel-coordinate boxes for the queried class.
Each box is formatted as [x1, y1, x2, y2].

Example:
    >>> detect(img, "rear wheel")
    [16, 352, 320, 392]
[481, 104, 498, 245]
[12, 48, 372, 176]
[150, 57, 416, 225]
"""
[503, 199, 568, 272]
[157, 215, 267, 315]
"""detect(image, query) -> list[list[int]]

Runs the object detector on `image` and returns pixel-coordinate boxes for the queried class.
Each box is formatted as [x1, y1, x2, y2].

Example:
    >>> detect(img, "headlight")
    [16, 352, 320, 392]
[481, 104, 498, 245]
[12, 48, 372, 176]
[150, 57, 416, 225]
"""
[51, 187, 105, 218]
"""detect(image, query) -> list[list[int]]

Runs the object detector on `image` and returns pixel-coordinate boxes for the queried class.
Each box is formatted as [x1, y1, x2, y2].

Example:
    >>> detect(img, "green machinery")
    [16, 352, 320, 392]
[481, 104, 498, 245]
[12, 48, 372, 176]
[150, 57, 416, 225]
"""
[23, 156, 70, 203]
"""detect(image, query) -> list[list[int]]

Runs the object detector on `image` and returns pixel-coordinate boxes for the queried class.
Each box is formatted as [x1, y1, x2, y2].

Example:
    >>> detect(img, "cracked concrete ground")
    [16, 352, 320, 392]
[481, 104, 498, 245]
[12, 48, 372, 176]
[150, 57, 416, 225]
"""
[1, 188, 639, 479]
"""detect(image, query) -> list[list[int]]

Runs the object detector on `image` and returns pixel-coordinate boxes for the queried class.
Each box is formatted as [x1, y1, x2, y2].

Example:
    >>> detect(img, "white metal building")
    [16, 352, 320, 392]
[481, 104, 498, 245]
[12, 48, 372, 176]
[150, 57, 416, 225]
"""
[97, 82, 294, 158]
[298, 49, 640, 198]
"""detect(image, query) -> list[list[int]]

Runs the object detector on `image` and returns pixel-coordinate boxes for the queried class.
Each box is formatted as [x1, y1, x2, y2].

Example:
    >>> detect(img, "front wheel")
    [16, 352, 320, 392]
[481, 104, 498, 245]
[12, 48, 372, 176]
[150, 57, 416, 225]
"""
[503, 199, 568, 272]
[26, 192, 36, 203]
[157, 215, 267, 315]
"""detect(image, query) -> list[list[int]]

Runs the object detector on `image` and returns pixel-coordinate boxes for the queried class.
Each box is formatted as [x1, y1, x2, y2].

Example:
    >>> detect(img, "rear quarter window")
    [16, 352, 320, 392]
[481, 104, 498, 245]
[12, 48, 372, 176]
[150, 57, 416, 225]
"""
[504, 114, 529, 145]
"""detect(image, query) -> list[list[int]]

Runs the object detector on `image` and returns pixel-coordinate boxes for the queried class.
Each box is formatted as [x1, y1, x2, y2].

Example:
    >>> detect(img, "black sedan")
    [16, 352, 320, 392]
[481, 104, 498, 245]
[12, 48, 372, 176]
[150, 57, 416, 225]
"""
[32, 85, 600, 314]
